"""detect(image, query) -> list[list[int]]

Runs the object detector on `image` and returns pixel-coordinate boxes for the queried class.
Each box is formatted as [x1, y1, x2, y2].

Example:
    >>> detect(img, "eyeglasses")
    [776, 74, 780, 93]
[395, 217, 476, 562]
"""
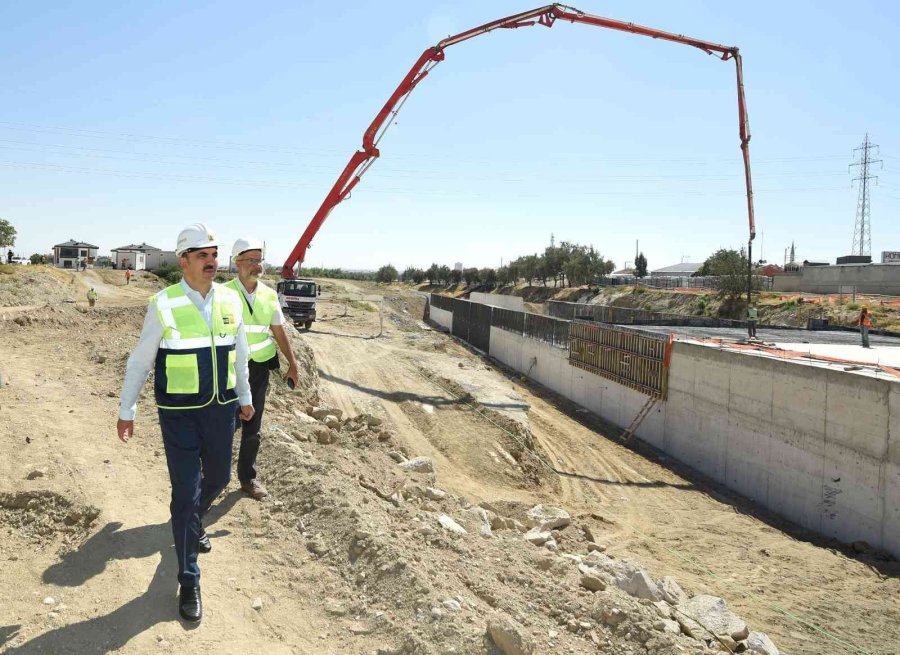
[238, 257, 264, 265]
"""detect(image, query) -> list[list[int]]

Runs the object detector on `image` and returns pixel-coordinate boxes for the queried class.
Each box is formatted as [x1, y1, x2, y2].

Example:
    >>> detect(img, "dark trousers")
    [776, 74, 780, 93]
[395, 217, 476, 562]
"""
[748, 320, 757, 338]
[158, 403, 236, 588]
[237, 359, 271, 483]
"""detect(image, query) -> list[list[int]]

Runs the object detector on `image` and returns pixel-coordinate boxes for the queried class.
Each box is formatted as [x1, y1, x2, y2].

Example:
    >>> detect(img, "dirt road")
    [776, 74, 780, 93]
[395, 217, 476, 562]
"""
[1, 272, 897, 655]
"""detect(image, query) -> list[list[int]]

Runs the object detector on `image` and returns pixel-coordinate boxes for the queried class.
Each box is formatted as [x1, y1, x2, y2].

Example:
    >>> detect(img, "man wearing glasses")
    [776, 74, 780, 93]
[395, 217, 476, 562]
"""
[227, 238, 300, 500]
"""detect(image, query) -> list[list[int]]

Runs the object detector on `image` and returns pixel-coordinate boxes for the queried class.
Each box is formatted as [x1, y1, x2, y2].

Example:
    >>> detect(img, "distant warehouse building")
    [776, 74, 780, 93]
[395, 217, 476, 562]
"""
[773, 262, 900, 295]
[650, 262, 702, 278]
[111, 243, 177, 270]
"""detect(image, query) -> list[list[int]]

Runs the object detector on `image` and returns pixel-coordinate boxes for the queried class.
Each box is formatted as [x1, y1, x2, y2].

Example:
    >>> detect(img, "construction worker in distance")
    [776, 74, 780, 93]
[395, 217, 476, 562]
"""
[858, 306, 872, 348]
[226, 237, 300, 501]
[87, 287, 98, 308]
[746, 303, 758, 340]
[116, 223, 254, 624]
[125, 268, 133, 285]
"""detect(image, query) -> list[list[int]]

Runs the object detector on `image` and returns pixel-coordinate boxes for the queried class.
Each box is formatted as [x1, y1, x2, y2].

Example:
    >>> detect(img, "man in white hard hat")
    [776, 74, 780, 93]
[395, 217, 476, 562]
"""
[226, 237, 300, 500]
[116, 223, 255, 623]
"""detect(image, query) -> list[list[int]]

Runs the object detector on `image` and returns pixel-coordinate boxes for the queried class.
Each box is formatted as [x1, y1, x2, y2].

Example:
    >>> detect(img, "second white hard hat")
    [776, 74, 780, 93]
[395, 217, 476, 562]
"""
[232, 237, 265, 259]
[176, 223, 218, 256]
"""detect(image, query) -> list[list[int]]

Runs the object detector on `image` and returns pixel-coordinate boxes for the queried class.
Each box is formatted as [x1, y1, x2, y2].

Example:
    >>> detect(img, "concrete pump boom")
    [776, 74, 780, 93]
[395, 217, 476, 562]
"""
[281, 4, 756, 279]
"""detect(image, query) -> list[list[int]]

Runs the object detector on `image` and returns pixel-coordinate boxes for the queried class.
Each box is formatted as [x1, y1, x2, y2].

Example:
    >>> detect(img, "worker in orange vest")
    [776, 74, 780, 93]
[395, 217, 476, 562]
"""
[858, 306, 872, 348]
[125, 268, 133, 285]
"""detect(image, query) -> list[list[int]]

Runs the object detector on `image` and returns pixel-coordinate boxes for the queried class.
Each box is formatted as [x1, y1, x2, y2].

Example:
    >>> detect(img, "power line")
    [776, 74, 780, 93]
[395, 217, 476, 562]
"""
[0, 158, 859, 197]
[0, 139, 859, 185]
[0, 120, 856, 167]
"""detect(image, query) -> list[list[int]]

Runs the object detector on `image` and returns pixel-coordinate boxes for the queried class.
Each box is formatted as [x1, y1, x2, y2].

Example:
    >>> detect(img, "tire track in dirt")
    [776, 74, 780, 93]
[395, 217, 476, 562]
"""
[305, 322, 537, 503]
[303, 280, 900, 655]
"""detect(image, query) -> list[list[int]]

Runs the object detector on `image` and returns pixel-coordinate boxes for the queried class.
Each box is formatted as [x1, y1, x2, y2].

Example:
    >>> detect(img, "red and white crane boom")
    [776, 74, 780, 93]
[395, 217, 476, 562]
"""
[281, 4, 755, 279]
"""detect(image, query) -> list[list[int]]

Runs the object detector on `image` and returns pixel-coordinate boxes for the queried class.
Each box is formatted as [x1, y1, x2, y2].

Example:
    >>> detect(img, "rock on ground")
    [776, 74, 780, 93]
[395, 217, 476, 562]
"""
[659, 576, 687, 605]
[616, 569, 661, 601]
[487, 618, 535, 655]
[437, 514, 467, 535]
[525, 504, 570, 531]
[747, 631, 780, 655]
[399, 457, 434, 473]
[676, 595, 749, 641]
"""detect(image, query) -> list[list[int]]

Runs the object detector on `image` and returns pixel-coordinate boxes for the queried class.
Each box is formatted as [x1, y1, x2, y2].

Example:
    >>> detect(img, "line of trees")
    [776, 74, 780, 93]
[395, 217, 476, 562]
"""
[398, 241, 616, 288]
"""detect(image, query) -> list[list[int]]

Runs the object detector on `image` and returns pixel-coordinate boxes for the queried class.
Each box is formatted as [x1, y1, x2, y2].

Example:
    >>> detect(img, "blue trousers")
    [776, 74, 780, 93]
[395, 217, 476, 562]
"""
[158, 403, 236, 588]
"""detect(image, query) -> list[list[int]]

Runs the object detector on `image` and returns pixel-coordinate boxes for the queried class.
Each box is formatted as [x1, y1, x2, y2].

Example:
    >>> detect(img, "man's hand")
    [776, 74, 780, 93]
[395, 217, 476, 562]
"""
[283, 364, 299, 390]
[239, 405, 255, 422]
[117, 419, 134, 443]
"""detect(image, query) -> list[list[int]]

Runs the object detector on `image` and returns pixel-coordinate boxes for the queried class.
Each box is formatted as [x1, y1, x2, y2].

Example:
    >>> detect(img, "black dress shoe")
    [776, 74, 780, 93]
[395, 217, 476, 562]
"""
[198, 529, 212, 554]
[179, 585, 202, 622]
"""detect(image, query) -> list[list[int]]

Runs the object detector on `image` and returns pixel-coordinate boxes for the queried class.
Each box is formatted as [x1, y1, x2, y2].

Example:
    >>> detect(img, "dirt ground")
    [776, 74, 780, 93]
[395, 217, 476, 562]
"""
[0, 270, 897, 654]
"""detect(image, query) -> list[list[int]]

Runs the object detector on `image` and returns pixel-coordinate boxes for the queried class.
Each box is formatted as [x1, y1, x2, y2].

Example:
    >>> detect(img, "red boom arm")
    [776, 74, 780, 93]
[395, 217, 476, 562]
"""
[281, 4, 755, 278]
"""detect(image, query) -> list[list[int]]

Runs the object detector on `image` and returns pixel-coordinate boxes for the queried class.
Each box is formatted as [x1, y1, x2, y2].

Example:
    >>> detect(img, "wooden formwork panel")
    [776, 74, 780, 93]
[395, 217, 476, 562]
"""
[568, 321, 671, 399]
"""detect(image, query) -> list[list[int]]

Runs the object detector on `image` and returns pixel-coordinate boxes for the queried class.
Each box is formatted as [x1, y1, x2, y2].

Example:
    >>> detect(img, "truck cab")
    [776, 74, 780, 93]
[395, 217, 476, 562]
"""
[276, 278, 319, 330]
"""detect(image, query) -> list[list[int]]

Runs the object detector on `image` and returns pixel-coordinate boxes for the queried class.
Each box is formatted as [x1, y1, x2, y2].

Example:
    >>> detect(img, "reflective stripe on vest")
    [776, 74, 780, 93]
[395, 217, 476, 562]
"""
[152, 282, 240, 410]
[227, 279, 278, 363]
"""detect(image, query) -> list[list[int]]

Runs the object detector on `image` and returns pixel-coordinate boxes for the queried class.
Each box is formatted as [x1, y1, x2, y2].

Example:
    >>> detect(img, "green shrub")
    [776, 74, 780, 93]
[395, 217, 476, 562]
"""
[632, 285, 646, 294]
[151, 264, 182, 285]
[847, 302, 860, 311]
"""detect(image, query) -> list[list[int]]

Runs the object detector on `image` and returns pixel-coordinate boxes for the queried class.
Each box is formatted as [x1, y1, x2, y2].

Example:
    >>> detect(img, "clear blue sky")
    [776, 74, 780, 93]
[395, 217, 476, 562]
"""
[2, 0, 898, 272]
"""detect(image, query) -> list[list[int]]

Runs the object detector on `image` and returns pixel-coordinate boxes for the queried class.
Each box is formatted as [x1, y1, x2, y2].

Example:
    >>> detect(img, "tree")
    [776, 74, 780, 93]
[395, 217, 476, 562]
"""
[426, 263, 441, 285]
[449, 268, 462, 285]
[544, 245, 566, 287]
[635, 252, 648, 278]
[375, 264, 398, 283]
[438, 265, 452, 285]
[0, 219, 15, 250]
[480, 267, 497, 287]
[401, 266, 425, 283]
[462, 267, 481, 286]
[697, 248, 753, 297]
[29, 253, 47, 265]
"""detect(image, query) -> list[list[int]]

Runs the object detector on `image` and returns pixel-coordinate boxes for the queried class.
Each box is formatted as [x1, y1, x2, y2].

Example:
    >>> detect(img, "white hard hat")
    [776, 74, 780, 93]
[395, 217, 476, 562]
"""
[232, 237, 265, 259]
[176, 223, 218, 256]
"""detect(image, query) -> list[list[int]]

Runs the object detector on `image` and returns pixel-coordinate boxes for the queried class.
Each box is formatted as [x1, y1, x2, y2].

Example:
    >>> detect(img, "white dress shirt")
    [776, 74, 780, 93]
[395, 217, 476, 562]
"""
[118, 278, 252, 420]
[235, 278, 285, 326]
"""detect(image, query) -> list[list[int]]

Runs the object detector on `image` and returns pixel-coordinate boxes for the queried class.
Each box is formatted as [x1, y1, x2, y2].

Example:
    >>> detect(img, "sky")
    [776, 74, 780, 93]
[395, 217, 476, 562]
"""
[1, 0, 899, 272]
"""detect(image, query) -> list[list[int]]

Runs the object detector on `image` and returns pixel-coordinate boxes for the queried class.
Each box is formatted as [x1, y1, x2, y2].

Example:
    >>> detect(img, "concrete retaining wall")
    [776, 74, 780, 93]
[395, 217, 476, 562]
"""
[470, 292, 525, 311]
[488, 326, 900, 557]
[772, 275, 801, 292]
[430, 306, 453, 332]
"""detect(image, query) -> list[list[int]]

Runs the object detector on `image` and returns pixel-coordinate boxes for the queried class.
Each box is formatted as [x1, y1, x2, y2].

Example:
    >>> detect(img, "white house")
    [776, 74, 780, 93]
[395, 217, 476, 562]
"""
[53, 240, 99, 269]
[111, 243, 177, 270]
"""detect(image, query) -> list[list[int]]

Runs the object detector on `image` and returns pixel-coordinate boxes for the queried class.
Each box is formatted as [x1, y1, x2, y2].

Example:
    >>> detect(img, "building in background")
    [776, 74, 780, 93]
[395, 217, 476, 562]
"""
[111, 243, 177, 270]
[650, 262, 702, 278]
[882, 251, 900, 264]
[53, 239, 99, 269]
[454, 262, 463, 272]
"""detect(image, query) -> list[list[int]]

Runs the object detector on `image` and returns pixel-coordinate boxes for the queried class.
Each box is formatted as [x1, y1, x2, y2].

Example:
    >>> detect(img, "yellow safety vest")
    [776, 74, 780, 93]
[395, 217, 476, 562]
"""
[226, 279, 278, 363]
[151, 282, 240, 409]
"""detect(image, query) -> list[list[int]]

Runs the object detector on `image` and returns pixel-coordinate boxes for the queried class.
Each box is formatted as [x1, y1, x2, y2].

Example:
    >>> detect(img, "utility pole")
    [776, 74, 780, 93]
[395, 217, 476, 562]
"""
[849, 134, 882, 256]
